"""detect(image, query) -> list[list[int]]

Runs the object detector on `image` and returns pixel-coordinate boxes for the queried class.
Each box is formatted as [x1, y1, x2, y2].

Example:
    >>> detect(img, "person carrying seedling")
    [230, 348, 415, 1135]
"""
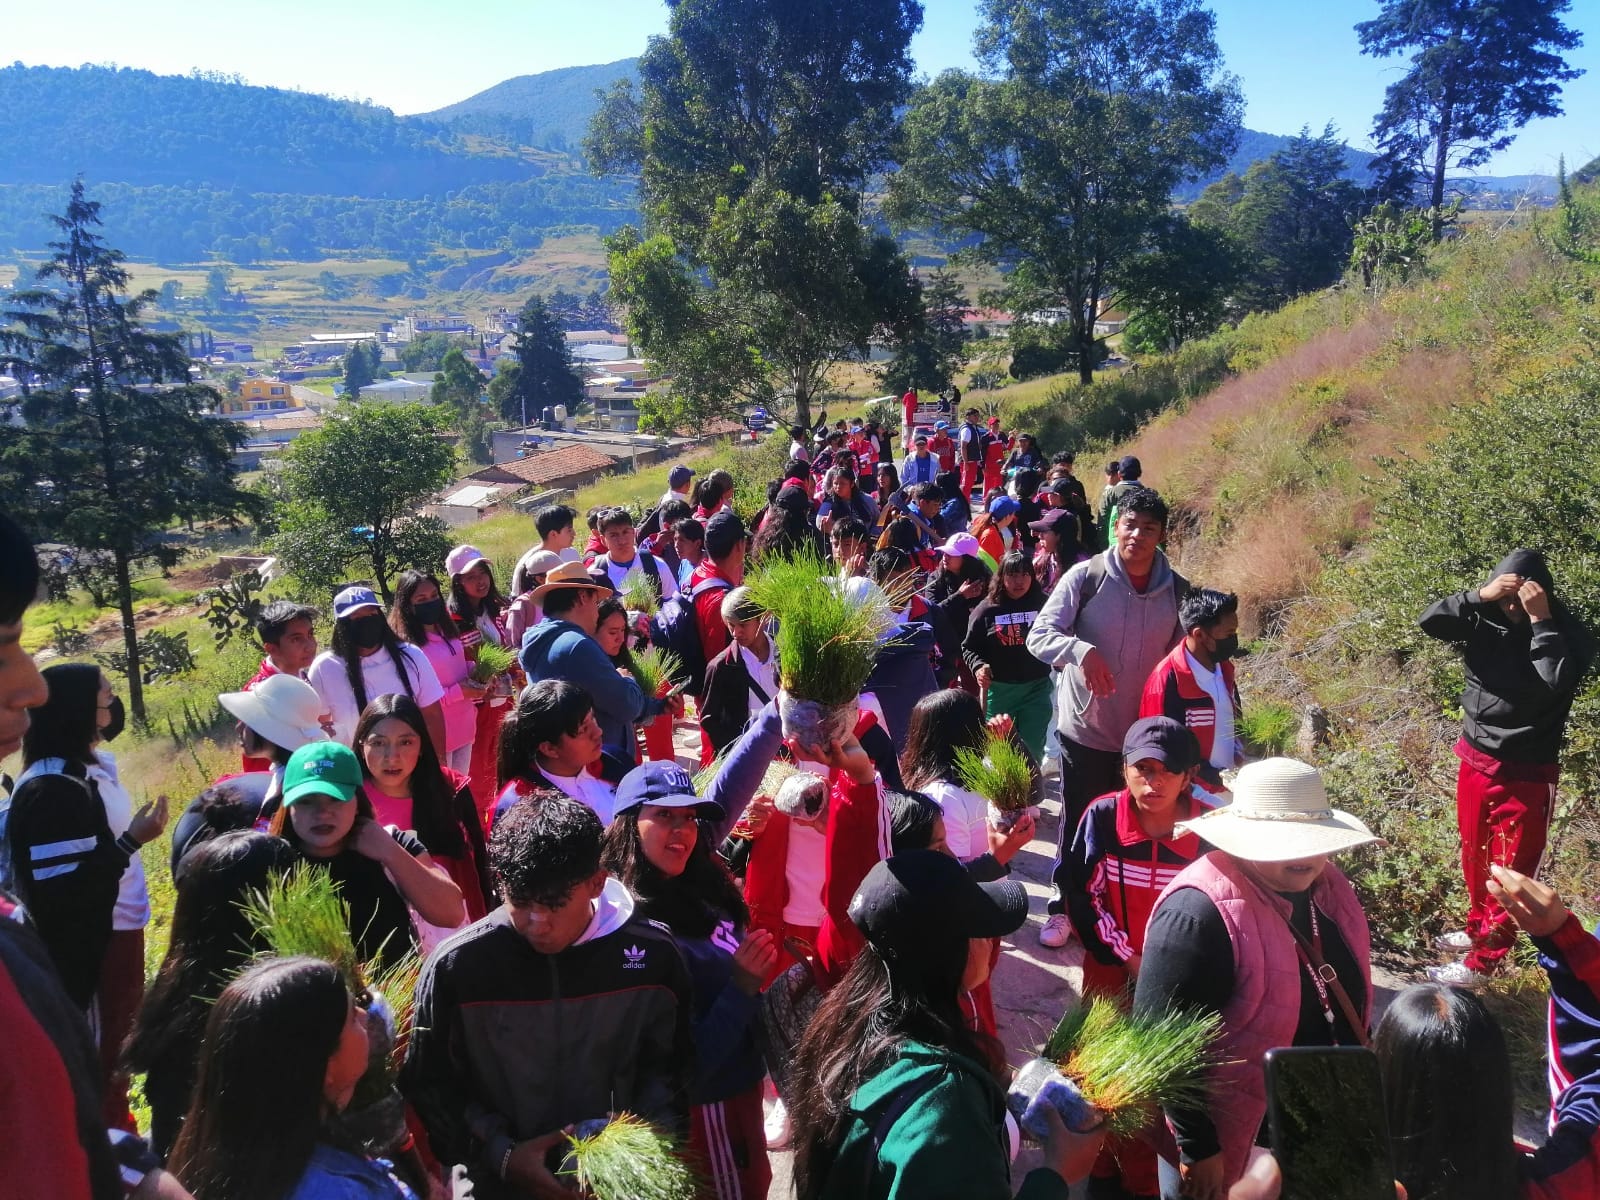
[401, 793, 695, 1200]
[1062, 716, 1215, 1200]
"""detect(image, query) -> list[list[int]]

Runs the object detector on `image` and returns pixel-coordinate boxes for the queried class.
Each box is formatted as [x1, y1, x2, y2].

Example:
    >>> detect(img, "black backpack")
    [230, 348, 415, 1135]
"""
[647, 577, 731, 696]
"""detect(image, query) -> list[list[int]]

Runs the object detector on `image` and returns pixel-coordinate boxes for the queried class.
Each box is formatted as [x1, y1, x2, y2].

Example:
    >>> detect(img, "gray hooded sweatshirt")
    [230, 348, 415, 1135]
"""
[1026, 548, 1185, 753]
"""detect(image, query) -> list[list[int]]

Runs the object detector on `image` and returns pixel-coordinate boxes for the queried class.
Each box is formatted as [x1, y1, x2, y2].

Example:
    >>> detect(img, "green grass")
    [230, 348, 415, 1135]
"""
[1238, 702, 1298, 757]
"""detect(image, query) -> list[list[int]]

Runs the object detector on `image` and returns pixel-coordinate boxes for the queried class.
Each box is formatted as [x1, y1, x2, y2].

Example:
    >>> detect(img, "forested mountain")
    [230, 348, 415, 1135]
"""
[0, 65, 542, 196]
[0, 64, 635, 261]
[424, 59, 640, 155]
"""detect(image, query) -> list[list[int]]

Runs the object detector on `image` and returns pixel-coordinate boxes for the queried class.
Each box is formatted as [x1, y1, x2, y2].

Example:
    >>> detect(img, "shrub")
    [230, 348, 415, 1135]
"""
[1238, 701, 1297, 756]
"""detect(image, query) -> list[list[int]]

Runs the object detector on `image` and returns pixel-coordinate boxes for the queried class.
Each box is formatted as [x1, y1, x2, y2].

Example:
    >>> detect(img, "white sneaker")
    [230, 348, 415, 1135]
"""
[764, 1096, 792, 1150]
[1038, 913, 1073, 949]
[1432, 930, 1474, 953]
[1425, 961, 1491, 988]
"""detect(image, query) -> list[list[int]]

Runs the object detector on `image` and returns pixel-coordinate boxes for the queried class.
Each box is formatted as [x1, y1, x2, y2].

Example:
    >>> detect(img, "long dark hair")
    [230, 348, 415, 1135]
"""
[450, 562, 506, 623]
[901, 689, 987, 792]
[123, 833, 297, 1150]
[601, 810, 747, 939]
[498, 680, 593, 787]
[751, 499, 821, 563]
[352, 693, 467, 856]
[22, 662, 103, 770]
[594, 596, 638, 672]
[168, 957, 353, 1200]
[330, 612, 417, 712]
[987, 549, 1042, 605]
[390, 569, 460, 649]
[788, 937, 998, 1198]
[1374, 983, 1518, 1200]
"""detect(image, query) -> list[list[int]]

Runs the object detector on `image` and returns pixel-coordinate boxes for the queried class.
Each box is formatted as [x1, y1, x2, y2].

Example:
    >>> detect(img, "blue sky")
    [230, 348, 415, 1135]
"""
[9, 0, 1597, 175]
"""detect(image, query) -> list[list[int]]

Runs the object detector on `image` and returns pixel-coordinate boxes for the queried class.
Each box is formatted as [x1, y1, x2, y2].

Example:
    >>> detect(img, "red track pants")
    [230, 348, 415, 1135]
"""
[1454, 738, 1558, 973]
[689, 1084, 771, 1200]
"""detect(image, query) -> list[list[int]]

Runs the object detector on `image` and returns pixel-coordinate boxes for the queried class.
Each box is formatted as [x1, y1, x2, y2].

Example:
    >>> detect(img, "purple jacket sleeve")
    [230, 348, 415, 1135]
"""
[704, 700, 784, 844]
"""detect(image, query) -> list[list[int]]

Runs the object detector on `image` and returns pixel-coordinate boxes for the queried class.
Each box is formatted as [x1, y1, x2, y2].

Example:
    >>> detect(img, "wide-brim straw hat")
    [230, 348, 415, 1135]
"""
[218, 673, 327, 754]
[529, 559, 610, 605]
[1175, 757, 1384, 863]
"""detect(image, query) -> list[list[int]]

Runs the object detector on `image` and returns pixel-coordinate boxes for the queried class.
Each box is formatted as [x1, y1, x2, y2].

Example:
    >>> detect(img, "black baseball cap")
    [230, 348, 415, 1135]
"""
[1121, 716, 1201, 771]
[848, 851, 1028, 957]
[705, 511, 747, 559]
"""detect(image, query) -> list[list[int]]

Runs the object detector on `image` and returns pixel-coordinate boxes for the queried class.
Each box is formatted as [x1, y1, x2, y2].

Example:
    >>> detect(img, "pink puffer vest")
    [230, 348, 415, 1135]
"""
[1153, 850, 1372, 1188]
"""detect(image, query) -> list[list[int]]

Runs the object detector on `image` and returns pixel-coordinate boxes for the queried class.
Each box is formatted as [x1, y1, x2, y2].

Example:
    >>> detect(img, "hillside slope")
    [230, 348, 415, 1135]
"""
[1004, 192, 1600, 952]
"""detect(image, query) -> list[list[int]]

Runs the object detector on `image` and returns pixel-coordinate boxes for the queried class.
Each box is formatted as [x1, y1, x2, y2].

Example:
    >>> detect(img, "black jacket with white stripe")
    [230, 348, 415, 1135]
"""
[4, 766, 130, 1009]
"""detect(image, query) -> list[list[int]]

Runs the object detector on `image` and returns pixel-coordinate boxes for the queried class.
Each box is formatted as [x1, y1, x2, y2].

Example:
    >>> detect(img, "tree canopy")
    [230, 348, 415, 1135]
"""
[589, 0, 926, 429]
[503, 297, 584, 425]
[1356, 0, 1583, 232]
[270, 403, 456, 604]
[1188, 125, 1365, 314]
[890, 0, 1243, 384]
[0, 181, 254, 720]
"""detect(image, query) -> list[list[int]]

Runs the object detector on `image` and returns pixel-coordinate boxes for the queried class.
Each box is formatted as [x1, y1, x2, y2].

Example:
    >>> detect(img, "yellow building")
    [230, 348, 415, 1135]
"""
[218, 379, 304, 415]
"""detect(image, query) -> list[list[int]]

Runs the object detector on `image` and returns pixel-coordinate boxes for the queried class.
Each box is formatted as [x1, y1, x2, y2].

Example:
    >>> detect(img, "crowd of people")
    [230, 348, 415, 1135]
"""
[2, 399, 1599, 1200]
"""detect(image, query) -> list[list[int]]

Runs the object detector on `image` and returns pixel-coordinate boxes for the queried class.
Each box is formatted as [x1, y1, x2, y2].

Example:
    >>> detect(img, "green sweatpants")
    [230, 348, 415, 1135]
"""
[985, 674, 1054, 764]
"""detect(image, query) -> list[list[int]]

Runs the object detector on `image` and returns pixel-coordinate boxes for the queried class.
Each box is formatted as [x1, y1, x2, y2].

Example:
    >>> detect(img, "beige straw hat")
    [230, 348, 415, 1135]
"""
[1174, 757, 1384, 863]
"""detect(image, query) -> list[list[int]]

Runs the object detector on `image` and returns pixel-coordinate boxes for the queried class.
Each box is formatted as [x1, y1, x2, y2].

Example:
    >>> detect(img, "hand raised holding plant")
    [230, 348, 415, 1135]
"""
[811, 734, 876, 785]
[1035, 1101, 1106, 1188]
[507, 1127, 579, 1198]
[1488, 863, 1567, 936]
[989, 809, 1035, 864]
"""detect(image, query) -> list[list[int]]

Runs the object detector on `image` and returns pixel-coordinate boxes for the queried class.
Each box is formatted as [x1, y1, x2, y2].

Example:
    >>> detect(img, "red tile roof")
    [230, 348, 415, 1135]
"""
[468, 443, 621, 487]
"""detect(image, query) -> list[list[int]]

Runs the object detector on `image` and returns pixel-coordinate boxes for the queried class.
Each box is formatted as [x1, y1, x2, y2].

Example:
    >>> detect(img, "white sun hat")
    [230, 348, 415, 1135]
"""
[218, 673, 328, 755]
[1174, 757, 1384, 863]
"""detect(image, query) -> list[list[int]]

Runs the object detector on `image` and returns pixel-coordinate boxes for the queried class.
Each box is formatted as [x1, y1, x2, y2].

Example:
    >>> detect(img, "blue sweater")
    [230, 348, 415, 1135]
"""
[519, 617, 650, 756]
[285, 1144, 416, 1200]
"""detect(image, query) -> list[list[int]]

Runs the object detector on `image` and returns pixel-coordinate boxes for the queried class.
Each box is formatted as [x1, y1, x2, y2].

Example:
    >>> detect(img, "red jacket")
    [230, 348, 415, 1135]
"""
[689, 561, 737, 664]
[745, 712, 890, 990]
[1139, 642, 1241, 793]
[929, 432, 956, 473]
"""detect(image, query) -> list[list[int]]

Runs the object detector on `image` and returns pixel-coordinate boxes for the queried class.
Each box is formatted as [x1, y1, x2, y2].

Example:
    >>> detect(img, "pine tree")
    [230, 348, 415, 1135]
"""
[505, 297, 583, 426]
[0, 181, 255, 722]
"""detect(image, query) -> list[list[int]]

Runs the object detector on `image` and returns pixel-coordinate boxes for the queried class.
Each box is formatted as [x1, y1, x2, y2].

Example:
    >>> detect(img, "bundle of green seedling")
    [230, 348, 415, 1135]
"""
[562, 1113, 698, 1200]
[955, 732, 1036, 825]
[1009, 995, 1221, 1139]
[468, 642, 517, 684]
[627, 645, 685, 699]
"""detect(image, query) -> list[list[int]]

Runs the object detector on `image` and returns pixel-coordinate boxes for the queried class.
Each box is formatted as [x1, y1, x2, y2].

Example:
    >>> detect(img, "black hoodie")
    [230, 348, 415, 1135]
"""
[1419, 549, 1594, 763]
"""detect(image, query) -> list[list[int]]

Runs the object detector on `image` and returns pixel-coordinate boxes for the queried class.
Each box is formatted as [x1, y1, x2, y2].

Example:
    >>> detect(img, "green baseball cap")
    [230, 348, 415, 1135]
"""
[282, 741, 364, 807]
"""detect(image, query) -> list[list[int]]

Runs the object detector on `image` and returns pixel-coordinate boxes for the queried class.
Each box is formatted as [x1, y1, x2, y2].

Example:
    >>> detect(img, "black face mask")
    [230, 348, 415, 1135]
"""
[1211, 634, 1242, 661]
[347, 614, 387, 650]
[101, 695, 125, 742]
[413, 598, 448, 627]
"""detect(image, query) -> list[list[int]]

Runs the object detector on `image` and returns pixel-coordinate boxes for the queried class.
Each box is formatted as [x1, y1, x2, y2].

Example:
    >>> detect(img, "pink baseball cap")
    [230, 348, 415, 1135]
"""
[937, 533, 981, 557]
[445, 544, 489, 579]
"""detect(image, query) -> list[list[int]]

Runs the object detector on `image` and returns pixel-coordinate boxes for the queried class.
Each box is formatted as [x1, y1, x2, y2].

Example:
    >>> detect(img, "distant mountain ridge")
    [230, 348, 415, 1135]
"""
[0, 62, 1555, 266]
[423, 58, 641, 153]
